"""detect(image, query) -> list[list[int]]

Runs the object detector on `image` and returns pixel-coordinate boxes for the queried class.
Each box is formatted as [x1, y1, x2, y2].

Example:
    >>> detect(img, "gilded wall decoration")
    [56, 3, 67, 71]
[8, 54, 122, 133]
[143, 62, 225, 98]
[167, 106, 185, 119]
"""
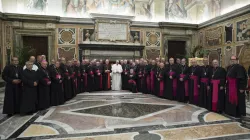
[236, 18, 250, 41]
[205, 27, 222, 47]
[239, 45, 250, 70]
[224, 46, 233, 67]
[207, 48, 221, 65]
[82, 29, 94, 42]
[58, 28, 76, 45]
[58, 47, 76, 60]
[236, 45, 244, 57]
[199, 31, 204, 46]
[146, 31, 161, 47]
[225, 23, 233, 44]
[145, 49, 160, 60]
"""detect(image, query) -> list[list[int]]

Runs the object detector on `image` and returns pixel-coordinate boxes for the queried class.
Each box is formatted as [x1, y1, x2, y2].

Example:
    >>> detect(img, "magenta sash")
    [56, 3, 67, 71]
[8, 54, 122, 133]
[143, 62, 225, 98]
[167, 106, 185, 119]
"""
[169, 72, 177, 97]
[147, 75, 151, 91]
[128, 79, 136, 85]
[211, 79, 220, 111]
[190, 75, 199, 103]
[227, 77, 238, 105]
[201, 78, 209, 84]
[150, 71, 155, 92]
[159, 81, 164, 97]
[180, 74, 189, 96]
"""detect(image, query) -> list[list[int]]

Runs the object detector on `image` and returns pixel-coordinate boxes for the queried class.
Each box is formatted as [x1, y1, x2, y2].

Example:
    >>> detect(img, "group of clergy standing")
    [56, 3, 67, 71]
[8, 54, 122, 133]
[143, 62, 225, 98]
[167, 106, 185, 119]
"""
[2, 55, 249, 118]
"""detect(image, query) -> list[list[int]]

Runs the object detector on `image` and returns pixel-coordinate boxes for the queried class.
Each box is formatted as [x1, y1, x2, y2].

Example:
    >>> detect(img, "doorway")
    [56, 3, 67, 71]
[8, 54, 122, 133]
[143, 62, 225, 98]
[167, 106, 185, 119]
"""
[22, 36, 48, 61]
[168, 41, 186, 59]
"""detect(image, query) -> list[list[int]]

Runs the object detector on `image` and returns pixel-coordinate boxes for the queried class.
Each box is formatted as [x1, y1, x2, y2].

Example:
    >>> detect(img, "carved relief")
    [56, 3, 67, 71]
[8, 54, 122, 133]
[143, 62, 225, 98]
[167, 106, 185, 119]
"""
[57, 47, 76, 60]
[205, 27, 222, 46]
[146, 31, 161, 47]
[82, 29, 94, 42]
[58, 28, 76, 45]
[145, 49, 160, 60]
[23, 23, 46, 29]
[130, 31, 141, 44]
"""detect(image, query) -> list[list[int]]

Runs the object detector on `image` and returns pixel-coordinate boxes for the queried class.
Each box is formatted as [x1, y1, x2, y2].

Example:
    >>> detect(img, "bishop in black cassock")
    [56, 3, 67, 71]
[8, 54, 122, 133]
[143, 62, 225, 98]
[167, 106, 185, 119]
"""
[2, 57, 22, 115]
[225, 56, 247, 117]
[60, 58, 72, 101]
[50, 61, 64, 106]
[20, 61, 39, 114]
[199, 58, 210, 108]
[177, 58, 189, 102]
[207, 59, 226, 112]
[188, 59, 202, 105]
[103, 59, 111, 91]
[37, 61, 51, 110]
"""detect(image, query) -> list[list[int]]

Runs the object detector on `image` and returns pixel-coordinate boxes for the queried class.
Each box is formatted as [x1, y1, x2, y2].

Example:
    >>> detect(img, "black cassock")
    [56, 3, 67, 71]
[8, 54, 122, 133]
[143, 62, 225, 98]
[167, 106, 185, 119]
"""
[207, 66, 226, 112]
[225, 64, 247, 117]
[74, 65, 81, 94]
[50, 67, 64, 106]
[87, 65, 95, 92]
[37, 67, 51, 110]
[94, 65, 103, 91]
[199, 65, 210, 108]
[2, 65, 23, 115]
[70, 66, 77, 97]
[150, 65, 157, 95]
[136, 65, 144, 92]
[60, 63, 72, 101]
[156, 68, 165, 97]
[177, 65, 189, 102]
[128, 67, 137, 93]
[188, 66, 202, 105]
[20, 69, 39, 114]
[80, 64, 88, 92]
[122, 64, 130, 90]
[143, 64, 151, 94]
[164, 64, 178, 100]
[103, 64, 112, 91]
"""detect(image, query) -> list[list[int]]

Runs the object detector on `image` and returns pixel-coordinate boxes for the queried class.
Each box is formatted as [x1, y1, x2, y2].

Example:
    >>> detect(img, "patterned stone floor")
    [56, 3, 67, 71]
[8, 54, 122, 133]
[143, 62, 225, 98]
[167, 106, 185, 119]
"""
[0, 91, 250, 140]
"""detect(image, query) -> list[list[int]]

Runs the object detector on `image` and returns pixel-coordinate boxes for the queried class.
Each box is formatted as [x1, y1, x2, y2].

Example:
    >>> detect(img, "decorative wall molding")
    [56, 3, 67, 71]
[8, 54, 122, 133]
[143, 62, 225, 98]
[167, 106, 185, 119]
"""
[199, 4, 250, 29]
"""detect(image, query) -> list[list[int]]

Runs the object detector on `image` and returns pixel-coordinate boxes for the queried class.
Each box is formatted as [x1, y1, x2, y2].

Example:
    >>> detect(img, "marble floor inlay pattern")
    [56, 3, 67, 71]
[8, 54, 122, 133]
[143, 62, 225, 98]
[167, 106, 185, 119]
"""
[0, 91, 249, 140]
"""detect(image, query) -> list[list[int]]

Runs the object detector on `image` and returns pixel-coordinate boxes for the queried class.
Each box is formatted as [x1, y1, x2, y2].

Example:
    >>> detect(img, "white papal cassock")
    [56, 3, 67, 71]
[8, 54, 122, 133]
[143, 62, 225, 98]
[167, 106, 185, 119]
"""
[111, 64, 123, 90]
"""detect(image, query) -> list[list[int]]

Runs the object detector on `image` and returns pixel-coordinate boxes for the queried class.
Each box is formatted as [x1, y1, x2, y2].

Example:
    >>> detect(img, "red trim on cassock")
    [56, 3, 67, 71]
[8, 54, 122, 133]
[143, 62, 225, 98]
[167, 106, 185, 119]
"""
[180, 74, 189, 96]
[211, 79, 220, 111]
[227, 77, 238, 105]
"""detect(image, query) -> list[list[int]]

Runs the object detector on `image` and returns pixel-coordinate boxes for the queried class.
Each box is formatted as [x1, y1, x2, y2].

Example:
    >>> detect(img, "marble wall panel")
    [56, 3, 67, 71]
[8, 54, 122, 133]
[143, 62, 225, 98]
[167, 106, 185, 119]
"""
[145, 31, 161, 47]
[145, 48, 160, 60]
[57, 47, 76, 60]
[58, 28, 76, 45]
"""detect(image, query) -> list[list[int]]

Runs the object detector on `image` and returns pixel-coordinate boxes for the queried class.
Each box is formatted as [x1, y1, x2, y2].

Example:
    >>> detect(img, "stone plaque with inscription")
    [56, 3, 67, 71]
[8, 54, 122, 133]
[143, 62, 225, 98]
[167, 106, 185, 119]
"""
[98, 22, 127, 41]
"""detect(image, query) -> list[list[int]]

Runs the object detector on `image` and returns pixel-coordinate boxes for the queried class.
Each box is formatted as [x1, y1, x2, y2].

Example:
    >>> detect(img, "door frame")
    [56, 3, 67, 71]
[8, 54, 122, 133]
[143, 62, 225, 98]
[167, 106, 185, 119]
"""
[163, 35, 191, 59]
[13, 29, 55, 63]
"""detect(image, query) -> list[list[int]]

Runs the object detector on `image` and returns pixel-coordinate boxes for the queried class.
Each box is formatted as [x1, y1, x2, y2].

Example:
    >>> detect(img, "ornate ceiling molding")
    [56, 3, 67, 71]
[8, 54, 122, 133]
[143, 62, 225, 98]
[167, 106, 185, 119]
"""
[3, 13, 60, 23]
[198, 4, 250, 29]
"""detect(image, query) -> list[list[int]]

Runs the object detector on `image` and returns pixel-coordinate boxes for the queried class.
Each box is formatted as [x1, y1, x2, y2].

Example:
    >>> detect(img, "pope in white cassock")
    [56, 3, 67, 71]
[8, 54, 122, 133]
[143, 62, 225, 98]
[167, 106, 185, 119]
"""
[111, 60, 123, 90]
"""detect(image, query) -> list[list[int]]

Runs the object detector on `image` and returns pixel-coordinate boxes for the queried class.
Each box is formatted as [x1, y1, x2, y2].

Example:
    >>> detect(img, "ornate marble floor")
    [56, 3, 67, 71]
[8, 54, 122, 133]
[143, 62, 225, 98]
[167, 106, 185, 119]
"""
[0, 91, 250, 140]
